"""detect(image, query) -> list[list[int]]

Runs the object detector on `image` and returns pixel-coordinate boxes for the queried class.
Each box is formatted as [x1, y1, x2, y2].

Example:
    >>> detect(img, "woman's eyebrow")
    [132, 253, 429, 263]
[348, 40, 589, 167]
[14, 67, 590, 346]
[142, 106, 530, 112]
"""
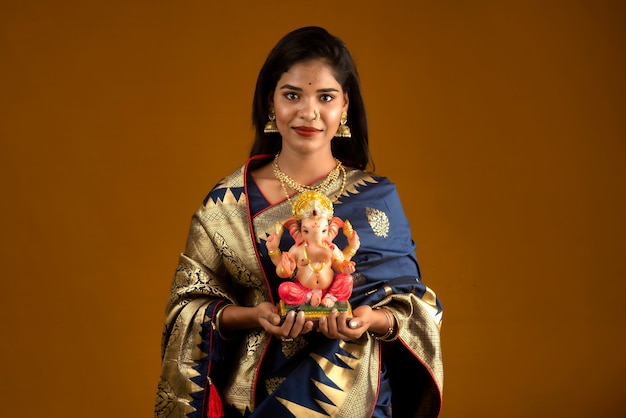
[279, 84, 302, 91]
[279, 84, 340, 94]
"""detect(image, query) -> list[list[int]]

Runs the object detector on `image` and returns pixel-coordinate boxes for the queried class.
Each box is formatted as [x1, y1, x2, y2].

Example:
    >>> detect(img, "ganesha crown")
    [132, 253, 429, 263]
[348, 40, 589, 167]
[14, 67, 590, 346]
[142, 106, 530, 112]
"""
[292, 190, 334, 220]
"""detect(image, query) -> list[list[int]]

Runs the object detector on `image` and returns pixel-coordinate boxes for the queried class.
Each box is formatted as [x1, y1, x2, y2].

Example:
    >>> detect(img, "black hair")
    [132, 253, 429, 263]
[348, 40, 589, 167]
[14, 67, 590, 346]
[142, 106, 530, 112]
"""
[249, 26, 371, 170]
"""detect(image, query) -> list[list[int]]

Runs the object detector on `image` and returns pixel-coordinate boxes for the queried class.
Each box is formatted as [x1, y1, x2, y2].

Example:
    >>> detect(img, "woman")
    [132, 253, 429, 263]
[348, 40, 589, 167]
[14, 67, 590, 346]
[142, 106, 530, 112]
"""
[156, 26, 443, 418]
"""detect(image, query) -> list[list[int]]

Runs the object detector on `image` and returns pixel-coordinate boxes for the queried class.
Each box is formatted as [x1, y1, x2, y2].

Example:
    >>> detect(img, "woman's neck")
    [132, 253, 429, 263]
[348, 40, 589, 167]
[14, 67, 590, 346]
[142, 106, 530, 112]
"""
[275, 149, 337, 185]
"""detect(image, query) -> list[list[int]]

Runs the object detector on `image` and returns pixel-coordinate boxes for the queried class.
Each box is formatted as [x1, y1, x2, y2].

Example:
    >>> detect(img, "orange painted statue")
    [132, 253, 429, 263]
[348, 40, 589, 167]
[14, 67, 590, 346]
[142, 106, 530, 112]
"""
[266, 191, 360, 308]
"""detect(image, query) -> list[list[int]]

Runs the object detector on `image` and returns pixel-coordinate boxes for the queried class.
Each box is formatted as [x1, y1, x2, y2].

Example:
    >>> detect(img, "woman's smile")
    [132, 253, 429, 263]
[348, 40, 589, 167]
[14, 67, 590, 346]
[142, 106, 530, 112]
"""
[293, 126, 323, 136]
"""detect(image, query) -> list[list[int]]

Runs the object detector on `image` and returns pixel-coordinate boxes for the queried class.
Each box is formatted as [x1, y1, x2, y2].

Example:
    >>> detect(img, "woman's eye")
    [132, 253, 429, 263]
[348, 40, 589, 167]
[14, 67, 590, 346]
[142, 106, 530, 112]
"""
[320, 94, 334, 102]
[285, 93, 299, 100]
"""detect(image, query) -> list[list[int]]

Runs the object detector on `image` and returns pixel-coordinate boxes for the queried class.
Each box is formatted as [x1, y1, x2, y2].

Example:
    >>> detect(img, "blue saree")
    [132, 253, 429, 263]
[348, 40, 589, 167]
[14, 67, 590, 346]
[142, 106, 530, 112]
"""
[156, 155, 443, 418]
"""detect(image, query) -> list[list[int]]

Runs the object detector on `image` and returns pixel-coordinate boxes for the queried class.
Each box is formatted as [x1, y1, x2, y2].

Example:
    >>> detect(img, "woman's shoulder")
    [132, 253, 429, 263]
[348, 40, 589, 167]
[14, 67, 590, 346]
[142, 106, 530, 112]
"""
[201, 163, 247, 207]
[341, 169, 406, 216]
[345, 168, 397, 194]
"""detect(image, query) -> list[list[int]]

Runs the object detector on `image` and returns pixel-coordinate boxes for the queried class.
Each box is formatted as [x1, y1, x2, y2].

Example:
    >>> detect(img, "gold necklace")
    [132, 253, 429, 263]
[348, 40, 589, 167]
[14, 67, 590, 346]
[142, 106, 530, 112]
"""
[273, 153, 341, 194]
[273, 153, 347, 203]
[302, 244, 326, 274]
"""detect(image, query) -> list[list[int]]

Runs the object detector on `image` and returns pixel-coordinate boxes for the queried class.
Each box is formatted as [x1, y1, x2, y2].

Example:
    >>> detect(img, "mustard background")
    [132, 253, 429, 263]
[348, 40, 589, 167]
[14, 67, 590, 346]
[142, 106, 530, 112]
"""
[2, 1, 624, 417]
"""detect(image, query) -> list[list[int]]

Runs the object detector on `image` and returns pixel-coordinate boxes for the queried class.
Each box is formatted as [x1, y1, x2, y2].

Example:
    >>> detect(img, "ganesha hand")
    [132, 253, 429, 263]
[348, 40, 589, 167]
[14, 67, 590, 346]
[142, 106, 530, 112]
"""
[347, 230, 360, 251]
[278, 252, 296, 278]
[343, 220, 353, 237]
[266, 233, 278, 251]
[267, 222, 284, 247]
[340, 260, 356, 274]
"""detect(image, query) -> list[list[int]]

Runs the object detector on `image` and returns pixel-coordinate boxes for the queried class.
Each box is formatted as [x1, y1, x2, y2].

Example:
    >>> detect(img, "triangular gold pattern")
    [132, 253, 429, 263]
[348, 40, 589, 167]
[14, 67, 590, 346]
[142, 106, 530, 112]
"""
[204, 187, 247, 208]
[336, 173, 378, 202]
[276, 343, 361, 416]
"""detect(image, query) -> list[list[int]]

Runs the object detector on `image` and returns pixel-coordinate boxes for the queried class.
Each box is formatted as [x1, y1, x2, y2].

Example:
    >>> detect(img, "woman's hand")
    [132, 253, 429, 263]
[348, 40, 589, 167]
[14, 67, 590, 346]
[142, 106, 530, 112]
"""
[257, 302, 315, 339]
[317, 304, 373, 340]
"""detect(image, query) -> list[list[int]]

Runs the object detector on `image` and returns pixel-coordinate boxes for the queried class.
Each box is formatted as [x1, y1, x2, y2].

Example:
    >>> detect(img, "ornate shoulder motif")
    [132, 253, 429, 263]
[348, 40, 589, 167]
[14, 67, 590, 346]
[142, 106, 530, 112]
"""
[204, 187, 246, 208]
[336, 170, 378, 202]
[203, 165, 246, 207]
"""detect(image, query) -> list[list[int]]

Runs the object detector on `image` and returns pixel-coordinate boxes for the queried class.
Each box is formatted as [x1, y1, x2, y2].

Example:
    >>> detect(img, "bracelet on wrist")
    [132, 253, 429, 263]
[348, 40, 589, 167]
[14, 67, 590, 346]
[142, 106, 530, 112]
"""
[370, 307, 398, 342]
[214, 303, 235, 340]
[268, 249, 281, 257]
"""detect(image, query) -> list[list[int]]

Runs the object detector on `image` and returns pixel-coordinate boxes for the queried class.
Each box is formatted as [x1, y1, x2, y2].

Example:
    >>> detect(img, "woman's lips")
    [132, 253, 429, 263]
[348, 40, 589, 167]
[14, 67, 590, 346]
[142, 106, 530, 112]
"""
[293, 126, 322, 136]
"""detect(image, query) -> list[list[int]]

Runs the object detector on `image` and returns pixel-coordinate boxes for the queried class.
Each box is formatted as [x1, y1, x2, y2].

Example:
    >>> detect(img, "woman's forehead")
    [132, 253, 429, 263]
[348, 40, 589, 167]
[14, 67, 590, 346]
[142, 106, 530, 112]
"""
[277, 59, 341, 88]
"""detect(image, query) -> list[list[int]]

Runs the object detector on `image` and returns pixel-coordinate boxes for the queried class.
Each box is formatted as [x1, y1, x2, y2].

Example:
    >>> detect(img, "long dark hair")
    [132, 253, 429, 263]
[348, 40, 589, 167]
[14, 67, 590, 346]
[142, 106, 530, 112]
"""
[250, 26, 371, 170]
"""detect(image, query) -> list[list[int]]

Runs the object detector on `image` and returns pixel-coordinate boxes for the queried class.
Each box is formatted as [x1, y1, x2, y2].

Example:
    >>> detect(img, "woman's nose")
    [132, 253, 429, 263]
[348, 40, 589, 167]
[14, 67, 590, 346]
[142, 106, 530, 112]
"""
[298, 100, 319, 122]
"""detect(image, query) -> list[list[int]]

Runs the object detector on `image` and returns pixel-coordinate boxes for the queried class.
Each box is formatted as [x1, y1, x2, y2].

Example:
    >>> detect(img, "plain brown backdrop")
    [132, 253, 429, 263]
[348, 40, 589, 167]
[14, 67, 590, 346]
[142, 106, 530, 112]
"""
[2, 1, 624, 417]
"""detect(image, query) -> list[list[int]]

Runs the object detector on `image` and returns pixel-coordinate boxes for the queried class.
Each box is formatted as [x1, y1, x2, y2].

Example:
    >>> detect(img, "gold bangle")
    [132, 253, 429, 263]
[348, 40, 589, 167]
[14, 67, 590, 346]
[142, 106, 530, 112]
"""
[381, 308, 399, 341]
[371, 307, 397, 341]
[345, 246, 357, 256]
[214, 303, 234, 340]
[268, 249, 281, 257]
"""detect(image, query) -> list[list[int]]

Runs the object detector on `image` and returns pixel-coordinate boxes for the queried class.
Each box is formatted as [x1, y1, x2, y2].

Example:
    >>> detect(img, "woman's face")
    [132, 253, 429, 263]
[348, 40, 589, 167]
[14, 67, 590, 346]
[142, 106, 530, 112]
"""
[272, 59, 348, 156]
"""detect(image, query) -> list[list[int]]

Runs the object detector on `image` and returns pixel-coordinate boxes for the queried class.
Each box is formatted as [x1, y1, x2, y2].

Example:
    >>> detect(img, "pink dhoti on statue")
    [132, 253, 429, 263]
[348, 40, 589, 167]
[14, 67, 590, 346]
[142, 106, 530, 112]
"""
[279, 273, 353, 305]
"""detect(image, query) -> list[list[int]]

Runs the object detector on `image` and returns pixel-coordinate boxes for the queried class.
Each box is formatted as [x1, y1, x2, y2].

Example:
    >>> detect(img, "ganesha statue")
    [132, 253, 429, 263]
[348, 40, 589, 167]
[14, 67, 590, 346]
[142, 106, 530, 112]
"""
[266, 191, 360, 321]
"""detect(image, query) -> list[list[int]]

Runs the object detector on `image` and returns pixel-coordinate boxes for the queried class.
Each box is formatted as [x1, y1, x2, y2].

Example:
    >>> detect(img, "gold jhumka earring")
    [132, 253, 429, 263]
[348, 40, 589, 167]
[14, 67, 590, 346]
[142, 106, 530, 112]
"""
[264, 107, 279, 133]
[334, 111, 351, 138]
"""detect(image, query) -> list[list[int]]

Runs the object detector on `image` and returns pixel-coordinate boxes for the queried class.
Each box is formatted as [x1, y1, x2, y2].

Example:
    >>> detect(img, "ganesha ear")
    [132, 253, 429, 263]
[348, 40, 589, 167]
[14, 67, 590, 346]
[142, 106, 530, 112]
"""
[328, 217, 344, 240]
[284, 218, 303, 243]
[330, 217, 345, 227]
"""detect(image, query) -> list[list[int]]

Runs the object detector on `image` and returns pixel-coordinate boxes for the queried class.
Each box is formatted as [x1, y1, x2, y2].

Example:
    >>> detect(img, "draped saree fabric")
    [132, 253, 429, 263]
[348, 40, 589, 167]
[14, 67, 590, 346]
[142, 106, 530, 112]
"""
[156, 155, 443, 417]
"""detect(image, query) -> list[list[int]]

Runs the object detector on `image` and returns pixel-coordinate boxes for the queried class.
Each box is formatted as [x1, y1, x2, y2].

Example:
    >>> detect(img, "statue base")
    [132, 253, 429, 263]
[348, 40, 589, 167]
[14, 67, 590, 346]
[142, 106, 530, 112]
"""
[279, 300, 353, 327]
